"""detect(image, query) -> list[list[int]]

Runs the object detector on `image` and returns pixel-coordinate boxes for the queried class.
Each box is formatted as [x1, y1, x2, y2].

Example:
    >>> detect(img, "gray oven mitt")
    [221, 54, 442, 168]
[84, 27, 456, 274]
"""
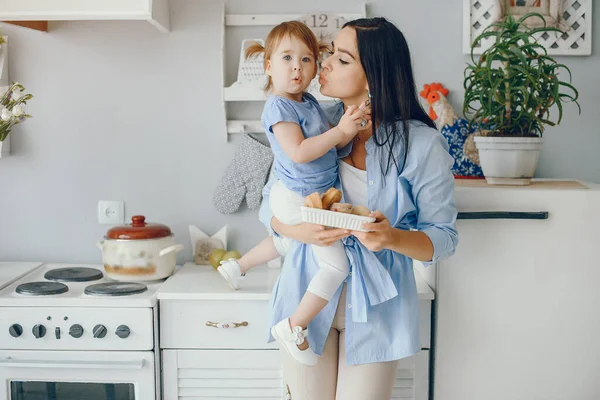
[213, 133, 274, 214]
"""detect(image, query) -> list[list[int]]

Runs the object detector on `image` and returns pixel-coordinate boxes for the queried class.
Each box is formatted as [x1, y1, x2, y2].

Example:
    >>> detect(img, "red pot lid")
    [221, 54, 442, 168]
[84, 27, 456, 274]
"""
[106, 215, 172, 240]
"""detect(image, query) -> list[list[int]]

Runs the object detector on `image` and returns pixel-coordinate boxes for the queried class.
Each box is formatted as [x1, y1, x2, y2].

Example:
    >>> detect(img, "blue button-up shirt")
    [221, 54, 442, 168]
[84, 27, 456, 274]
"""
[259, 102, 458, 365]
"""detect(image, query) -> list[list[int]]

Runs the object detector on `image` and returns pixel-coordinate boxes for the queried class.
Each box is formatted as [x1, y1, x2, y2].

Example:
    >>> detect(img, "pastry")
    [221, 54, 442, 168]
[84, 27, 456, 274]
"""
[304, 192, 323, 209]
[330, 203, 353, 213]
[351, 205, 371, 216]
[321, 187, 343, 209]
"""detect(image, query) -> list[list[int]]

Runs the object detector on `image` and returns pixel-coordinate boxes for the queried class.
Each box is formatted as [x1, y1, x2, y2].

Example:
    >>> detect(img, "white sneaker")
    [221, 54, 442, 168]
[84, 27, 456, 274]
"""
[217, 260, 244, 290]
[271, 318, 318, 366]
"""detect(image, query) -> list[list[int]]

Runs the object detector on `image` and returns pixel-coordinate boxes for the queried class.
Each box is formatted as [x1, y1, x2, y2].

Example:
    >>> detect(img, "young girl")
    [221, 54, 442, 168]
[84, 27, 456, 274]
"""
[217, 21, 366, 366]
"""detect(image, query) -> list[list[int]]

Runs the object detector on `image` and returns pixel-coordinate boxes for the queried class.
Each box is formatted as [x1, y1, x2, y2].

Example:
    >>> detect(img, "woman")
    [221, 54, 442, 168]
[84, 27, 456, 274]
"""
[259, 17, 458, 400]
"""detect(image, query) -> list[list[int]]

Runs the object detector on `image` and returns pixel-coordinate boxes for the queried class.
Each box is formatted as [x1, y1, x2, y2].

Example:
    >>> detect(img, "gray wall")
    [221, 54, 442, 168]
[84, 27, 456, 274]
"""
[0, 0, 598, 263]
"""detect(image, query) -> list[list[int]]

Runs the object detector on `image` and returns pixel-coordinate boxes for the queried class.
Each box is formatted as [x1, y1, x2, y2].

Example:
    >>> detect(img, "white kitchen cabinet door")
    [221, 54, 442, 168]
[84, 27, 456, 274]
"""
[434, 189, 600, 400]
[162, 349, 283, 399]
[163, 349, 429, 400]
[392, 350, 429, 400]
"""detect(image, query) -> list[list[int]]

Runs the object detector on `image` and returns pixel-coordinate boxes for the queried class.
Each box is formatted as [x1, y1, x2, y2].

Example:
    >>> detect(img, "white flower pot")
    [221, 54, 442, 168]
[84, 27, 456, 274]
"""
[0, 134, 9, 158]
[474, 136, 543, 185]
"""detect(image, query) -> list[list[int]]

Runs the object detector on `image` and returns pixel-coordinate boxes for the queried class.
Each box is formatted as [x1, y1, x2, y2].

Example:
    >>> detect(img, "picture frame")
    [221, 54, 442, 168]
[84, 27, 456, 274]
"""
[463, 0, 593, 56]
[494, 0, 569, 30]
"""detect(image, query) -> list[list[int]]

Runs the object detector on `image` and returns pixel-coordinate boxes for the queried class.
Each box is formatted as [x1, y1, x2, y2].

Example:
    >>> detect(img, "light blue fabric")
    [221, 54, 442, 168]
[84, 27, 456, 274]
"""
[259, 103, 458, 365]
[261, 93, 338, 197]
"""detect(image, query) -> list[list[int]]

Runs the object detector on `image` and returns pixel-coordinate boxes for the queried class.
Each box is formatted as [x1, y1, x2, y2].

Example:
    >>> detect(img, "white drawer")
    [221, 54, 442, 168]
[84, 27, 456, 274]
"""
[160, 298, 431, 350]
[160, 299, 276, 349]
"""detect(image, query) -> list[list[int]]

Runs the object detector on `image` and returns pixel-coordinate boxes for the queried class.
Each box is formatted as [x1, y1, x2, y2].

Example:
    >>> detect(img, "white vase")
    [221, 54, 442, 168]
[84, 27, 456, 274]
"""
[0, 134, 9, 158]
[473, 136, 543, 185]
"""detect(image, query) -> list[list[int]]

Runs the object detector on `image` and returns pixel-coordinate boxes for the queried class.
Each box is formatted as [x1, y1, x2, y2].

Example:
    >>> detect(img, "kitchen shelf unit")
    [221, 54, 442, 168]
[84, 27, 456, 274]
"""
[221, 7, 365, 140]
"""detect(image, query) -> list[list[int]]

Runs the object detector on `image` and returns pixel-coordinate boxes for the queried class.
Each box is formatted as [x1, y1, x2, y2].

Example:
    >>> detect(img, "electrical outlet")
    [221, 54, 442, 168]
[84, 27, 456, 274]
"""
[98, 201, 125, 224]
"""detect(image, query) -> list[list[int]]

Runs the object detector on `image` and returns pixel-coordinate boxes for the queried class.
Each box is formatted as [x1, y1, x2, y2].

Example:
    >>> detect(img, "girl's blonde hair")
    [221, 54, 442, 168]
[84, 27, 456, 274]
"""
[245, 21, 330, 92]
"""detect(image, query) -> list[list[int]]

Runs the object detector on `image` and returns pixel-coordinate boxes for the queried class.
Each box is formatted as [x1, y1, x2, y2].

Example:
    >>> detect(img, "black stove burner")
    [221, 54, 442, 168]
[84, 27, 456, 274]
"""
[16, 281, 69, 296]
[44, 267, 104, 282]
[84, 282, 147, 297]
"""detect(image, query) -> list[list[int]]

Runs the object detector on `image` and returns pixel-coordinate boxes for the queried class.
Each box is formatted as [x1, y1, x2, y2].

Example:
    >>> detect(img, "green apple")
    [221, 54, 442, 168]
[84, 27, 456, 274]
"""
[222, 250, 242, 262]
[208, 248, 227, 269]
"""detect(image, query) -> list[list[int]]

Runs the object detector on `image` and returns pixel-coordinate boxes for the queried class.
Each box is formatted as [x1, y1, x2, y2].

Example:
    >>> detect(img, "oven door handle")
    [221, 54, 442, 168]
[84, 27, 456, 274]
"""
[0, 357, 145, 369]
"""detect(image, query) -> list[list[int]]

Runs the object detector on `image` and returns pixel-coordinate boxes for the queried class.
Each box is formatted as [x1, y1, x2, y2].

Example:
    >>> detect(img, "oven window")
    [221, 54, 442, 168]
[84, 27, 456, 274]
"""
[10, 381, 135, 400]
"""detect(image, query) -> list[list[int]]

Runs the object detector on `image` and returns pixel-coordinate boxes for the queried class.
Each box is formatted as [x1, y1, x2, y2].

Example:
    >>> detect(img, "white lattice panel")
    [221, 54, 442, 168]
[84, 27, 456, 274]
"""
[463, 0, 592, 56]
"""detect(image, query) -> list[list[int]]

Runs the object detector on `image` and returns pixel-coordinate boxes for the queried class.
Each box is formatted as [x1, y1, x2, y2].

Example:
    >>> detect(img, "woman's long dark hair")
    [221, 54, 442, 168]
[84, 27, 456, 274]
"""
[343, 18, 435, 175]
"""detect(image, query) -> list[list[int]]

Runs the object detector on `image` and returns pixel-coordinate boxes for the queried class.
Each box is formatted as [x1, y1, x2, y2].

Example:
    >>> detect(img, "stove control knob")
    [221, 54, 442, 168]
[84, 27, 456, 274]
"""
[32, 324, 46, 339]
[69, 324, 84, 338]
[115, 325, 131, 339]
[9, 324, 23, 338]
[93, 324, 107, 339]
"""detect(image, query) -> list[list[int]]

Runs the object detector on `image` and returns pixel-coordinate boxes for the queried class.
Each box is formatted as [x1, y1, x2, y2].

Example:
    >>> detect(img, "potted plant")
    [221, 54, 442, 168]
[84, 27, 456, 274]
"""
[0, 82, 33, 157]
[463, 12, 580, 185]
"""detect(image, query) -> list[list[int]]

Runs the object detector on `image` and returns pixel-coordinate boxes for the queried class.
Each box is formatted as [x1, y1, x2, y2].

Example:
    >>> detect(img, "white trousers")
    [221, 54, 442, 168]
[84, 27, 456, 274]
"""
[270, 180, 349, 301]
[282, 285, 400, 400]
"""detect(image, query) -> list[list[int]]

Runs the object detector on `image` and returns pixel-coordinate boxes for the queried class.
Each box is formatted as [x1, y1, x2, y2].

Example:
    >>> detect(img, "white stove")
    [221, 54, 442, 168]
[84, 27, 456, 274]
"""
[0, 263, 164, 400]
[0, 263, 162, 308]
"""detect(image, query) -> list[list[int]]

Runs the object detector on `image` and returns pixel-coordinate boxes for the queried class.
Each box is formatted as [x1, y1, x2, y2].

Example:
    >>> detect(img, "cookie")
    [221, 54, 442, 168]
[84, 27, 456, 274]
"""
[321, 188, 343, 210]
[330, 203, 353, 213]
[304, 192, 323, 209]
[351, 205, 371, 216]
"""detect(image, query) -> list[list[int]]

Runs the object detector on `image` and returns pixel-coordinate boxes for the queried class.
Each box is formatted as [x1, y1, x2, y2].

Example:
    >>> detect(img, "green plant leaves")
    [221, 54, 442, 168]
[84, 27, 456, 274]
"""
[463, 12, 580, 137]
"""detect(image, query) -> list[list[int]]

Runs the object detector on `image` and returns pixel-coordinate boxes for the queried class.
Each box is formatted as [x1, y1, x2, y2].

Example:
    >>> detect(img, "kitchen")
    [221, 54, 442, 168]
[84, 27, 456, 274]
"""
[1, 0, 599, 400]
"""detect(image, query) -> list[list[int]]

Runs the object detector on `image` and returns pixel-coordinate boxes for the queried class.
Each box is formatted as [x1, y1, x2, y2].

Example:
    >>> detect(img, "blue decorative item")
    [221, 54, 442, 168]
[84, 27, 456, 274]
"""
[420, 83, 484, 178]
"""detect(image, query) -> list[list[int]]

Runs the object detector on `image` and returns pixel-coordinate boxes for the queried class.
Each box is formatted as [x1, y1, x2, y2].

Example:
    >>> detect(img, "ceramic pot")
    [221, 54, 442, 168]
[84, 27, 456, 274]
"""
[474, 136, 543, 185]
[97, 215, 184, 281]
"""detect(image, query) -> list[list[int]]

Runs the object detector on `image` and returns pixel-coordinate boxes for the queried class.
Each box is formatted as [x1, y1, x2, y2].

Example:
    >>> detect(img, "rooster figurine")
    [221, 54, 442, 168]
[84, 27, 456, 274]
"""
[420, 82, 483, 178]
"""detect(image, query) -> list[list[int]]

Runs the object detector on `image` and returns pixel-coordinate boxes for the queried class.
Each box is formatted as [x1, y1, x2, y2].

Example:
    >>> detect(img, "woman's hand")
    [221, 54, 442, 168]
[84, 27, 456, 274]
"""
[351, 210, 396, 252]
[272, 218, 350, 246]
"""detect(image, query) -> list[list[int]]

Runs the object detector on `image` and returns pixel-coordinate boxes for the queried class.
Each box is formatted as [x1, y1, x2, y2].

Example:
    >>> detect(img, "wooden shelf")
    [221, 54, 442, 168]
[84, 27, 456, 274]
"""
[3, 21, 48, 32]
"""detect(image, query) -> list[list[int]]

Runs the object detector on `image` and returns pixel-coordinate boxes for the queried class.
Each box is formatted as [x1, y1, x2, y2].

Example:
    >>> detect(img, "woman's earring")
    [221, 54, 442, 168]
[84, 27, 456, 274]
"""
[365, 91, 372, 106]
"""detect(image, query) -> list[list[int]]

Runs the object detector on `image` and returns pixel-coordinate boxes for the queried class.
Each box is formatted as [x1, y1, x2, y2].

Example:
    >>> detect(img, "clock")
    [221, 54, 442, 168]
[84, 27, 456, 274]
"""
[297, 13, 350, 43]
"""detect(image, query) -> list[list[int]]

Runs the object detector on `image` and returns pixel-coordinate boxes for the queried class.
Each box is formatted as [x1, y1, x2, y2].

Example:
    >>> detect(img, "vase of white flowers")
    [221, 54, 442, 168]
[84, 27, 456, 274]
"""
[0, 82, 33, 157]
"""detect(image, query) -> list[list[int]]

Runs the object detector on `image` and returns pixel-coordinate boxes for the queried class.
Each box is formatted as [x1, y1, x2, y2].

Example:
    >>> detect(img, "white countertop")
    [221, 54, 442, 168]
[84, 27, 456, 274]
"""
[158, 262, 434, 301]
[0, 262, 43, 288]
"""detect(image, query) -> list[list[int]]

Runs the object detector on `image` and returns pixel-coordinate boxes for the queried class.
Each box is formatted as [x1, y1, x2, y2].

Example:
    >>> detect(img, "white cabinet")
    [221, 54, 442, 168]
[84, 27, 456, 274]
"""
[0, 0, 170, 32]
[159, 263, 435, 400]
[434, 181, 600, 400]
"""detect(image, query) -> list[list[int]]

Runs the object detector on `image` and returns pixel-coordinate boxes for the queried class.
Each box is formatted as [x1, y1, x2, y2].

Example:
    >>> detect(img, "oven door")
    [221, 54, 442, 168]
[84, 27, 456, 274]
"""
[0, 350, 155, 400]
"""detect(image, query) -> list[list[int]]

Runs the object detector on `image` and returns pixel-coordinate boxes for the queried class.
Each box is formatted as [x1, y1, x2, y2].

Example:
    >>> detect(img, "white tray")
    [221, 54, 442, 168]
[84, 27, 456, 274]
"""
[300, 207, 375, 232]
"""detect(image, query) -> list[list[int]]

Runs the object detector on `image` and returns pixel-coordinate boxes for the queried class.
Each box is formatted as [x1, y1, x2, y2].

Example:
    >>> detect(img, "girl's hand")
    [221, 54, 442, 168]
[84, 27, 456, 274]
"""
[351, 210, 395, 252]
[337, 101, 368, 138]
[272, 218, 350, 246]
